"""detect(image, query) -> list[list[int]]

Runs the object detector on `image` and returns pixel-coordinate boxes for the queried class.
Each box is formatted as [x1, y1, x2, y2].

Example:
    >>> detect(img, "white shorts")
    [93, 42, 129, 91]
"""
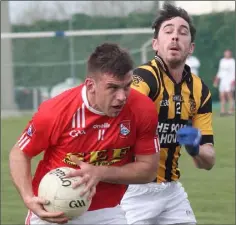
[219, 81, 232, 93]
[120, 181, 196, 225]
[25, 205, 127, 225]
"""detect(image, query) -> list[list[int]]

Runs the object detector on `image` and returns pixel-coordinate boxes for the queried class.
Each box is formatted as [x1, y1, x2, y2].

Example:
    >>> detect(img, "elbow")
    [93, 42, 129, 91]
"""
[204, 163, 214, 171]
[143, 165, 158, 183]
[197, 145, 216, 171]
[148, 171, 157, 182]
[136, 153, 159, 183]
[146, 154, 159, 182]
[140, 172, 156, 183]
[206, 152, 216, 170]
[205, 157, 215, 171]
[198, 155, 216, 171]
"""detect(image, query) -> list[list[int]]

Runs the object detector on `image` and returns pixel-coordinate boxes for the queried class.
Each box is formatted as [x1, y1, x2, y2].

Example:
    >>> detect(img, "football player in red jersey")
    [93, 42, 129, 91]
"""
[9, 43, 160, 224]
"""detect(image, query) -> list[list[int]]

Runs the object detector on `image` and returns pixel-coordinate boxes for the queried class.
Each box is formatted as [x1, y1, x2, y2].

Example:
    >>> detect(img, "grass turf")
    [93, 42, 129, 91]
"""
[1, 111, 235, 224]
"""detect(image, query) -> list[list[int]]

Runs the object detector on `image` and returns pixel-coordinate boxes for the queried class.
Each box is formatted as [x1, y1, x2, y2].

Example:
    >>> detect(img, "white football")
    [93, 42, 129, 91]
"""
[38, 167, 91, 218]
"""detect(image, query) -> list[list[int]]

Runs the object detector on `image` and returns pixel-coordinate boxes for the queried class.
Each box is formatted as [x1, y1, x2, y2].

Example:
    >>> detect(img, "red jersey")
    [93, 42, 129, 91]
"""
[18, 84, 159, 211]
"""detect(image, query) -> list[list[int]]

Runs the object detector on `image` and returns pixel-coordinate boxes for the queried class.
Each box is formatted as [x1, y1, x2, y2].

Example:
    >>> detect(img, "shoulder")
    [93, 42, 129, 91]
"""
[191, 75, 211, 101]
[219, 58, 226, 64]
[125, 90, 158, 131]
[132, 59, 160, 100]
[38, 84, 83, 120]
[192, 73, 202, 82]
[127, 89, 157, 115]
[133, 60, 160, 80]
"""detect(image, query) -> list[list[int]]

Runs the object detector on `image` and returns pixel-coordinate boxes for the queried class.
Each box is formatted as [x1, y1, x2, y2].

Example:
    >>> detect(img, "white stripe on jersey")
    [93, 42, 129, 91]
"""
[82, 103, 85, 128]
[101, 129, 105, 140]
[72, 112, 76, 128]
[18, 136, 28, 146]
[72, 104, 86, 129]
[98, 129, 101, 140]
[98, 129, 106, 141]
[18, 132, 26, 142]
[18, 132, 30, 151]
[20, 139, 30, 150]
[154, 137, 160, 152]
[77, 108, 80, 128]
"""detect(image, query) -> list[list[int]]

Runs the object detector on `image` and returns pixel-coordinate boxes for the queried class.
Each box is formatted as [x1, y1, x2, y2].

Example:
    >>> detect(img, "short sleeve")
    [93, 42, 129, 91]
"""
[131, 66, 160, 101]
[216, 59, 223, 78]
[193, 81, 214, 145]
[134, 98, 160, 155]
[17, 110, 56, 157]
[230, 60, 235, 81]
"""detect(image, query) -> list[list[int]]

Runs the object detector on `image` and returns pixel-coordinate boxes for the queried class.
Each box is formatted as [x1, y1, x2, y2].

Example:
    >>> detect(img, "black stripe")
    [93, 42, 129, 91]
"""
[151, 65, 161, 101]
[175, 152, 181, 179]
[201, 135, 214, 145]
[164, 146, 176, 181]
[198, 80, 212, 114]
[199, 79, 210, 107]
[158, 70, 169, 120]
[162, 84, 183, 182]
[186, 77, 195, 122]
[198, 96, 212, 114]
[174, 84, 182, 121]
[133, 67, 158, 101]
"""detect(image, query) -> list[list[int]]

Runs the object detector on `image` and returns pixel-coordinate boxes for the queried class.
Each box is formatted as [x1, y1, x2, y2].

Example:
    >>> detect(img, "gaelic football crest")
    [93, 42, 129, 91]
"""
[119, 121, 130, 138]
[189, 98, 196, 116]
[132, 75, 144, 87]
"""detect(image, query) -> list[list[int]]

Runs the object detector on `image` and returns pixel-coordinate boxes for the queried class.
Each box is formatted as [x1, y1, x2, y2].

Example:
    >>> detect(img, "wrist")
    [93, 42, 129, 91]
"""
[185, 145, 199, 157]
[95, 166, 108, 182]
[23, 194, 34, 205]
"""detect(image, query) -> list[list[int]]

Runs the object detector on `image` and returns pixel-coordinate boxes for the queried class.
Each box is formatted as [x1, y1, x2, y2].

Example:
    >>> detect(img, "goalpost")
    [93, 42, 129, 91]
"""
[1, 28, 154, 112]
[1, 28, 153, 39]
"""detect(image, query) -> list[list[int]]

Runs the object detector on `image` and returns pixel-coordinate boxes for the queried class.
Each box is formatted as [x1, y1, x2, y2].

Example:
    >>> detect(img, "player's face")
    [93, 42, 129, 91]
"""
[87, 72, 133, 117]
[153, 17, 194, 67]
[224, 50, 232, 58]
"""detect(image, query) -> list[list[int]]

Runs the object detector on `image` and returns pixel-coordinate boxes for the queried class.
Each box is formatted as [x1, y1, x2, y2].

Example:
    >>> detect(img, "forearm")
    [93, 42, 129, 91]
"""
[213, 76, 219, 87]
[9, 145, 34, 202]
[99, 155, 158, 184]
[193, 144, 215, 170]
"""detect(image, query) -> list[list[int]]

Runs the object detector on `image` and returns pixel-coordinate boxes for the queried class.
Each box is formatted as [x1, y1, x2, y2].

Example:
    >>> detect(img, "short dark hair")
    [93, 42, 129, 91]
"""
[152, 3, 196, 42]
[87, 42, 134, 79]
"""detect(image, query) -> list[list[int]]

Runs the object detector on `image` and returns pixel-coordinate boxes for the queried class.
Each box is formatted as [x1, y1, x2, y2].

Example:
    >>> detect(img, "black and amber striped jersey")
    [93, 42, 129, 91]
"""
[132, 56, 214, 183]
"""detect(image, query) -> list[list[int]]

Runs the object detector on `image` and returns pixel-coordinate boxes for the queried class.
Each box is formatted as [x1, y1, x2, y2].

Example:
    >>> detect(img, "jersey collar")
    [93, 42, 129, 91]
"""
[82, 85, 106, 116]
[154, 55, 192, 84]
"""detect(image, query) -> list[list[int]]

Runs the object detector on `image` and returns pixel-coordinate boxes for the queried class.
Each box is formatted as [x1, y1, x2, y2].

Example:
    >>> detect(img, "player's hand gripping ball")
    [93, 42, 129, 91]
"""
[38, 167, 92, 219]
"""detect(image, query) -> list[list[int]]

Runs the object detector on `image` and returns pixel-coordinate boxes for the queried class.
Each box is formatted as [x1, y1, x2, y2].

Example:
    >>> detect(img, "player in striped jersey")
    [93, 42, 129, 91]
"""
[9, 43, 160, 224]
[121, 3, 215, 225]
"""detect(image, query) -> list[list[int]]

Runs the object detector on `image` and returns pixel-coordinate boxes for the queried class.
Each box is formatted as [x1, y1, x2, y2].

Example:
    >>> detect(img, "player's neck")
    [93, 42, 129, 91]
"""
[86, 90, 102, 112]
[166, 63, 185, 84]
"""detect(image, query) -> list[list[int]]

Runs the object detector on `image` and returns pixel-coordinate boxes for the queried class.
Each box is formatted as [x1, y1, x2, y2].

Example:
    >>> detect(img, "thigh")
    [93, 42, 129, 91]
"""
[26, 206, 127, 225]
[25, 211, 54, 225]
[219, 81, 229, 94]
[156, 182, 197, 225]
[71, 205, 127, 224]
[121, 183, 167, 224]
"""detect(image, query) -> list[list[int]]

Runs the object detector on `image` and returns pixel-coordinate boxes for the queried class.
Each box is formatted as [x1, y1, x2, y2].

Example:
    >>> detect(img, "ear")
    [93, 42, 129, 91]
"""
[189, 42, 195, 55]
[152, 38, 159, 52]
[85, 78, 96, 93]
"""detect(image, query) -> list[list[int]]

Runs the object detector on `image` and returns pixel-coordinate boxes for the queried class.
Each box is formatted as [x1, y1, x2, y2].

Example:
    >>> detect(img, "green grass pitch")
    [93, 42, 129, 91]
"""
[1, 111, 235, 224]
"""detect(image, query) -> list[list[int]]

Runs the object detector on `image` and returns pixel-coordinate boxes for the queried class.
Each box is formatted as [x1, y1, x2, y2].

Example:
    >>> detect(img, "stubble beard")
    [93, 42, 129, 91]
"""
[167, 54, 189, 69]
